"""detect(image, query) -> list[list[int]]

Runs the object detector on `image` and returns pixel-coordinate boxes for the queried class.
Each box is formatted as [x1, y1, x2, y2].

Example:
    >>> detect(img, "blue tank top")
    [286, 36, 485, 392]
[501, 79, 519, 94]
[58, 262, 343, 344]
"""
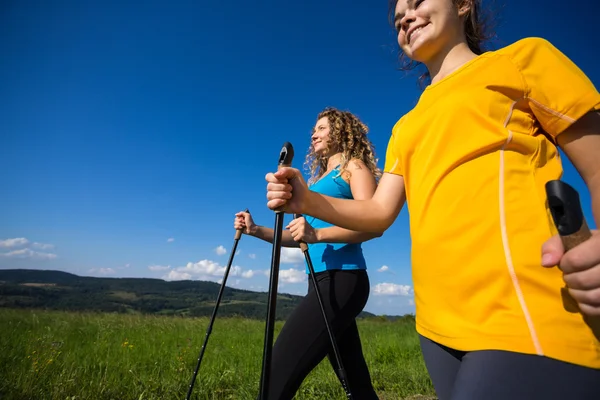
[304, 165, 367, 274]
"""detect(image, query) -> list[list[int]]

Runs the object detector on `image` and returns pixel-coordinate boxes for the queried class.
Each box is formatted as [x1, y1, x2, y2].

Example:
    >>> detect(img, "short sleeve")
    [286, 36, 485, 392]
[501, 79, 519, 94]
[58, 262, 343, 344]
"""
[507, 37, 600, 137]
[383, 121, 404, 176]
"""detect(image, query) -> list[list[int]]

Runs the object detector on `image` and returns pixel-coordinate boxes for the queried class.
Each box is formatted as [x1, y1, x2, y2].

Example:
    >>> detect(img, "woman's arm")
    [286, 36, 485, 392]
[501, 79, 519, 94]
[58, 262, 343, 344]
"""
[235, 211, 300, 248]
[251, 225, 300, 248]
[544, 109, 600, 317]
[306, 172, 406, 234]
[557, 110, 600, 225]
[312, 159, 383, 243]
[266, 169, 406, 234]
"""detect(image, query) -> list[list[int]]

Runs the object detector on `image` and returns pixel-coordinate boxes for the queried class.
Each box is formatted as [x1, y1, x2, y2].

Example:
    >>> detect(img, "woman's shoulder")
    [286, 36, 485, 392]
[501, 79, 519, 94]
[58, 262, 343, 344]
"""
[492, 36, 563, 62]
[346, 158, 369, 171]
[490, 37, 584, 86]
[342, 158, 377, 180]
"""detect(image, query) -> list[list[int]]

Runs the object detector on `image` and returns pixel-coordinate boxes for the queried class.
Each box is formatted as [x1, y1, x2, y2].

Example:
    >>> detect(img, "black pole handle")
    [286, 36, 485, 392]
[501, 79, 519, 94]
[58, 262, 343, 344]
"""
[545, 180, 592, 251]
[278, 142, 294, 168]
[275, 142, 294, 214]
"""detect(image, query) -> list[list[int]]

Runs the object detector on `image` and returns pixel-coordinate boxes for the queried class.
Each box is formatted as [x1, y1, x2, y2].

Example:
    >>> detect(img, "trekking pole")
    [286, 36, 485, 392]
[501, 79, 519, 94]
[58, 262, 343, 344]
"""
[185, 208, 249, 400]
[258, 142, 294, 400]
[293, 213, 353, 399]
[545, 180, 600, 336]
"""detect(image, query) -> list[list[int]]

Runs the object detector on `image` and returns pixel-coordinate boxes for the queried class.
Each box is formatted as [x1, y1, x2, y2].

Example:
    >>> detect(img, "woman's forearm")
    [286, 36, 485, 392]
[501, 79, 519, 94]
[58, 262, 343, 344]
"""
[303, 195, 389, 233]
[251, 226, 300, 248]
[557, 110, 600, 230]
[303, 173, 407, 234]
[315, 226, 382, 243]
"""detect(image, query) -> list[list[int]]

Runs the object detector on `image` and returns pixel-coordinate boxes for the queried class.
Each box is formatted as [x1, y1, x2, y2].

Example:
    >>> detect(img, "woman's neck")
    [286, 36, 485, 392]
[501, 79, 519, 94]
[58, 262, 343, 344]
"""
[425, 41, 478, 85]
[325, 153, 342, 171]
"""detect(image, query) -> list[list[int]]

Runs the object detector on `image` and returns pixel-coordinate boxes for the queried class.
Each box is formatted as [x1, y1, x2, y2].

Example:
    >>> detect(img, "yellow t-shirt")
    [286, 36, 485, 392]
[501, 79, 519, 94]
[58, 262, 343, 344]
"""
[384, 37, 600, 368]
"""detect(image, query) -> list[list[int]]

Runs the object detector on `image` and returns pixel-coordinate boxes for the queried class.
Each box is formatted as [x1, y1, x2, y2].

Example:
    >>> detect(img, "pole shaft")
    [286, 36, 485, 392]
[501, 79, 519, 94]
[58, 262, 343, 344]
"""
[186, 230, 242, 400]
[258, 211, 285, 400]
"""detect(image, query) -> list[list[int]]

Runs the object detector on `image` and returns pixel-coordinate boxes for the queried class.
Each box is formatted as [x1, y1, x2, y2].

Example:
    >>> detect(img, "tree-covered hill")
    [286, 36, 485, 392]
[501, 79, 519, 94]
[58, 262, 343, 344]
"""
[0, 269, 377, 320]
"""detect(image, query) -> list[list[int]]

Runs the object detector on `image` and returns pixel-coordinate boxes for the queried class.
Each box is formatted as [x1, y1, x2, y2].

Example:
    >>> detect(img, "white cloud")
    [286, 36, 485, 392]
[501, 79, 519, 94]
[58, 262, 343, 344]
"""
[0, 248, 57, 260]
[124, 263, 131, 268]
[163, 259, 250, 282]
[281, 248, 304, 264]
[378, 265, 390, 272]
[408, 299, 415, 306]
[214, 245, 227, 256]
[89, 268, 115, 275]
[0, 238, 30, 248]
[248, 253, 256, 259]
[32, 242, 55, 250]
[279, 268, 306, 284]
[164, 270, 191, 280]
[0, 238, 57, 260]
[148, 265, 171, 271]
[188, 259, 240, 276]
[167, 238, 175, 243]
[372, 283, 413, 296]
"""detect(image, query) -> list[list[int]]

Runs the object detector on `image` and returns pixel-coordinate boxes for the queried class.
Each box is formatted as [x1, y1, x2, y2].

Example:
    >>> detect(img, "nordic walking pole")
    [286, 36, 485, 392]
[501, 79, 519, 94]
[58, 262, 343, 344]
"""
[258, 142, 294, 400]
[293, 213, 353, 399]
[545, 180, 600, 338]
[185, 208, 249, 400]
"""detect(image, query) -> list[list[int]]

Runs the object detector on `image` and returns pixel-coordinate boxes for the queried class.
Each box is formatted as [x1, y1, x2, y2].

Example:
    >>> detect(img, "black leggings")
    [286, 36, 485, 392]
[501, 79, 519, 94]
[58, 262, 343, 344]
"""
[267, 269, 378, 400]
[419, 334, 600, 400]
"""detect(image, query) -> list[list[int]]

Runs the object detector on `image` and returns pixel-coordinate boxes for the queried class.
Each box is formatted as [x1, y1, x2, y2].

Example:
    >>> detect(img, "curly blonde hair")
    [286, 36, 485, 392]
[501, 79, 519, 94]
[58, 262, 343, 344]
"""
[304, 107, 382, 185]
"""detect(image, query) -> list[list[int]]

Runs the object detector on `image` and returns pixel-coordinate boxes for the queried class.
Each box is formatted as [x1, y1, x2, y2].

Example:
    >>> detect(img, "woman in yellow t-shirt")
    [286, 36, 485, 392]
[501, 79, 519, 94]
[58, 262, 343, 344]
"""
[264, 0, 600, 398]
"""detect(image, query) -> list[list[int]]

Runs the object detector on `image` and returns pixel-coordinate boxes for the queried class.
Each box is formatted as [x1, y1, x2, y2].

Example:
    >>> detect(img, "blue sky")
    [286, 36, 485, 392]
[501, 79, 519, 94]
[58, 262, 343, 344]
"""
[1, 0, 598, 316]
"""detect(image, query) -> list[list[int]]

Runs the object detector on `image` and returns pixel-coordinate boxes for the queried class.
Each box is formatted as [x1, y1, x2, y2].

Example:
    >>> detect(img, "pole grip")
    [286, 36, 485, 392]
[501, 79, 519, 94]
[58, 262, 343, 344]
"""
[293, 213, 309, 251]
[275, 142, 294, 214]
[545, 180, 592, 251]
[234, 208, 250, 240]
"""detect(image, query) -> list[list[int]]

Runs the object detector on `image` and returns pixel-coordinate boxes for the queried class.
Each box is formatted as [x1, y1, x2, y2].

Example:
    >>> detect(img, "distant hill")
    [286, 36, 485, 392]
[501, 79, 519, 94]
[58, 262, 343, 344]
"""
[0, 269, 377, 320]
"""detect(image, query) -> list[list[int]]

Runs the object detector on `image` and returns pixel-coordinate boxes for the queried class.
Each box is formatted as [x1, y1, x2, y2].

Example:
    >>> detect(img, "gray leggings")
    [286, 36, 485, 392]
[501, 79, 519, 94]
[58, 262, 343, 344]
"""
[419, 335, 600, 400]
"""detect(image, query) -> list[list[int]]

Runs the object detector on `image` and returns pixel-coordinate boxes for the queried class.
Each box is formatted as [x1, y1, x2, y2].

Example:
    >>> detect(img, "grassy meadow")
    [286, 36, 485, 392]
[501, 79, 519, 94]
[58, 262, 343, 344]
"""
[0, 308, 435, 399]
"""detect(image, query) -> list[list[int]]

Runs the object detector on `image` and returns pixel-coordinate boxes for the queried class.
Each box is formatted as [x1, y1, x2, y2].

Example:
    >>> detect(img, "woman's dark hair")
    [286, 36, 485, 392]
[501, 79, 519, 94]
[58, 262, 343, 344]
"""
[387, 0, 498, 88]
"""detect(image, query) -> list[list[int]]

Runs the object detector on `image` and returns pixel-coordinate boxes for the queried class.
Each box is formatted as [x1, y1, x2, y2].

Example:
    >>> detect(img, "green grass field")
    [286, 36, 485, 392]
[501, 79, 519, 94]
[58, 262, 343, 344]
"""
[0, 309, 435, 399]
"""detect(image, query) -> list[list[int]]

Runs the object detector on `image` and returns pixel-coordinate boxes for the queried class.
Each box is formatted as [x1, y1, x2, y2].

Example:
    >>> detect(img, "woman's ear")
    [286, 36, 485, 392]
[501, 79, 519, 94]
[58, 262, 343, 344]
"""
[457, 0, 473, 17]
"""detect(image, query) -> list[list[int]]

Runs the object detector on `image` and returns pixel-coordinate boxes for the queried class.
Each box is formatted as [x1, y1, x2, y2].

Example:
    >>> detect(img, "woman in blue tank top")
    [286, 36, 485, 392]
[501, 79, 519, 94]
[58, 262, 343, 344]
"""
[234, 107, 382, 399]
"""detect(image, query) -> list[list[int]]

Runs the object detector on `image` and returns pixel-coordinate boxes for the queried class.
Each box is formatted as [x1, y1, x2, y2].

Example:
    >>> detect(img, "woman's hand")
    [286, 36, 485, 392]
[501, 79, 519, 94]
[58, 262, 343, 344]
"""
[542, 230, 600, 316]
[286, 216, 318, 244]
[265, 167, 309, 214]
[234, 210, 258, 235]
